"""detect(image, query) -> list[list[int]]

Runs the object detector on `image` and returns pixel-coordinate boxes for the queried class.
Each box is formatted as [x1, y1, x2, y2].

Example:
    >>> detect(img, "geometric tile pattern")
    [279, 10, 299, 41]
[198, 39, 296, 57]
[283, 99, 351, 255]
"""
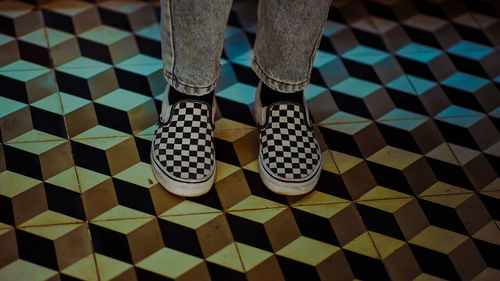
[1, 0, 499, 280]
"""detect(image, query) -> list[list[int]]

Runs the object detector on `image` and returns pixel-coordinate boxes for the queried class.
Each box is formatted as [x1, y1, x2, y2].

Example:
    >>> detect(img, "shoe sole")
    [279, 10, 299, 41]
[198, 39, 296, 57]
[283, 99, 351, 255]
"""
[258, 152, 322, 196]
[151, 155, 215, 197]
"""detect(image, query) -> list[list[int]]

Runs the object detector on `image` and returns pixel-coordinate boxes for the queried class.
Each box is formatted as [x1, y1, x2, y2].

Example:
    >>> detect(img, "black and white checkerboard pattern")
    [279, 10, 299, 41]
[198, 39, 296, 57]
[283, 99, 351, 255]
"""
[153, 101, 215, 180]
[260, 102, 321, 180]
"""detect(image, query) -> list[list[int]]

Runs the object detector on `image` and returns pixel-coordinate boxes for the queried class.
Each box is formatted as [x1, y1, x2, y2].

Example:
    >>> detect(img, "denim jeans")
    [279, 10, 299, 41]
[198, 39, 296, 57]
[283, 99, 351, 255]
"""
[160, 0, 332, 95]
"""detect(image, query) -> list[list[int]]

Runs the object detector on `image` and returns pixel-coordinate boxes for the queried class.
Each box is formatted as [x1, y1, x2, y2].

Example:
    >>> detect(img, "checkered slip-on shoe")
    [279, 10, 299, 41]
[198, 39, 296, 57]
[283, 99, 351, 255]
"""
[150, 87, 216, 197]
[254, 83, 322, 196]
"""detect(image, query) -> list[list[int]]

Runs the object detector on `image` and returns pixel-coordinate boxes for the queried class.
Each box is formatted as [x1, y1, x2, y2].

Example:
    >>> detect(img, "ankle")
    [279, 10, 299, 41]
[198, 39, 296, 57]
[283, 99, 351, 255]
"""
[260, 82, 303, 107]
[168, 86, 214, 105]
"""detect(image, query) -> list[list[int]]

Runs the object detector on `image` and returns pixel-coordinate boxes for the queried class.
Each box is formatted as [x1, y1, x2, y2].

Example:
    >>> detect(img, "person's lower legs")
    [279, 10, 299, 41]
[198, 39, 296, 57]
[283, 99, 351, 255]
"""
[252, 0, 333, 93]
[153, 0, 232, 197]
[160, 0, 232, 96]
[252, 0, 331, 195]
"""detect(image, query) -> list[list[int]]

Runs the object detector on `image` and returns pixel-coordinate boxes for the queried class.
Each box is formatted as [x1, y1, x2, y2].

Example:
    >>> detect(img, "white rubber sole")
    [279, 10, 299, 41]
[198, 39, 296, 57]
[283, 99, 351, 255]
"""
[151, 155, 215, 197]
[258, 153, 322, 196]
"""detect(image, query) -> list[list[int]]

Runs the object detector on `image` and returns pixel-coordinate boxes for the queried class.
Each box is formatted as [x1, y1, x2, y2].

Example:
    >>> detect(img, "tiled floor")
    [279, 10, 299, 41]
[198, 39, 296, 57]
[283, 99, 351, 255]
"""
[1, 0, 500, 280]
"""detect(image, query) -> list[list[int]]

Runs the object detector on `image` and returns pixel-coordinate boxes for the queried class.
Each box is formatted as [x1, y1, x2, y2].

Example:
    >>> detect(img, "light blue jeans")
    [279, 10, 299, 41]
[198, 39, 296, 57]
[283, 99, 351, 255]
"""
[160, 0, 332, 95]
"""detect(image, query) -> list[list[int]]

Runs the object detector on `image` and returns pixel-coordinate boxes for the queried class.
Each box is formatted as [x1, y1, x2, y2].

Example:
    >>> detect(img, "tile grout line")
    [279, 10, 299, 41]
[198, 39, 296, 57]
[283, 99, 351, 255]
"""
[40, 6, 104, 280]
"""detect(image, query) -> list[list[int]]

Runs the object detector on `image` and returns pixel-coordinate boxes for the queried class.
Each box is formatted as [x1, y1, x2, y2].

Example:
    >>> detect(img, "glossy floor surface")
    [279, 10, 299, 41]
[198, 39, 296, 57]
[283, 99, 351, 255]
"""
[1, 0, 500, 280]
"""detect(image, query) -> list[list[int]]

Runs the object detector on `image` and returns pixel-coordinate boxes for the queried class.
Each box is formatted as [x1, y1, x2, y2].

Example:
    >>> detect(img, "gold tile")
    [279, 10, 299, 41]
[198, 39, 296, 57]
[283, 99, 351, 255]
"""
[206, 243, 244, 272]
[243, 159, 259, 173]
[45, 167, 80, 193]
[228, 207, 286, 224]
[215, 118, 259, 166]
[0, 226, 17, 267]
[321, 150, 340, 174]
[413, 273, 447, 281]
[6, 132, 73, 180]
[420, 194, 491, 234]
[329, 150, 377, 200]
[17, 215, 92, 270]
[410, 227, 486, 280]
[419, 181, 472, 196]
[472, 268, 500, 281]
[0, 260, 59, 281]
[0, 97, 32, 142]
[76, 166, 118, 220]
[42, 0, 101, 34]
[359, 198, 414, 213]
[19, 210, 82, 228]
[60, 254, 98, 281]
[368, 145, 421, 170]
[410, 226, 468, 254]
[289, 190, 350, 206]
[472, 221, 500, 245]
[0, 170, 47, 225]
[277, 236, 353, 281]
[357, 185, 412, 201]
[92, 205, 152, 222]
[228, 203, 300, 251]
[343, 232, 379, 259]
[136, 248, 210, 281]
[293, 203, 352, 219]
[277, 236, 340, 266]
[227, 195, 285, 212]
[235, 242, 273, 272]
[369, 231, 406, 260]
[95, 253, 136, 281]
[215, 161, 252, 210]
[91, 207, 163, 263]
[114, 162, 181, 215]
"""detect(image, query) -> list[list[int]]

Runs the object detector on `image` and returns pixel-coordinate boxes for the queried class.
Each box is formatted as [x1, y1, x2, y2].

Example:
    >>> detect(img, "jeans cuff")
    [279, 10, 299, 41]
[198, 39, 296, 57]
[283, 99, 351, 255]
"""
[163, 71, 218, 96]
[251, 57, 310, 93]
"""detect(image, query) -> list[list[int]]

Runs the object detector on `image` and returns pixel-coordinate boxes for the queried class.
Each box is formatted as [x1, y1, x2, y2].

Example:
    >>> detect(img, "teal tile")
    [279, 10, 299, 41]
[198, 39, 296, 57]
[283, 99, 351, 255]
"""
[322, 21, 343, 36]
[224, 31, 252, 59]
[0, 96, 27, 118]
[79, 25, 131, 45]
[136, 124, 156, 138]
[341, 45, 390, 66]
[386, 75, 437, 96]
[59, 92, 92, 114]
[396, 43, 443, 63]
[216, 82, 255, 105]
[31, 93, 63, 115]
[115, 54, 162, 76]
[441, 72, 489, 92]
[447, 41, 492, 60]
[0, 33, 15, 46]
[304, 83, 327, 100]
[0, 60, 50, 81]
[224, 25, 242, 39]
[19, 28, 48, 47]
[231, 49, 253, 67]
[321, 111, 369, 123]
[331, 77, 382, 98]
[378, 109, 426, 130]
[135, 23, 161, 41]
[490, 106, 500, 116]
[313, 50, 338, 68]
[20, 28, 73, 48]
[435, 105, 483, 127]
[46, 27, 74, 46]
[380, 108, 424, 120]
[56, 57, 112, 79]
[94, 88, 151, 111]
[436, 105, 480, 117]
[73, 125, 129, 140]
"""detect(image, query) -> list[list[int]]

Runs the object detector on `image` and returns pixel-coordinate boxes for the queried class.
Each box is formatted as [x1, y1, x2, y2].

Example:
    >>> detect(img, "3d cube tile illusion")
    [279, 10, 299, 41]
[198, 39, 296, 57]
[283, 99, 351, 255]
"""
[1, 0, 500, 280]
